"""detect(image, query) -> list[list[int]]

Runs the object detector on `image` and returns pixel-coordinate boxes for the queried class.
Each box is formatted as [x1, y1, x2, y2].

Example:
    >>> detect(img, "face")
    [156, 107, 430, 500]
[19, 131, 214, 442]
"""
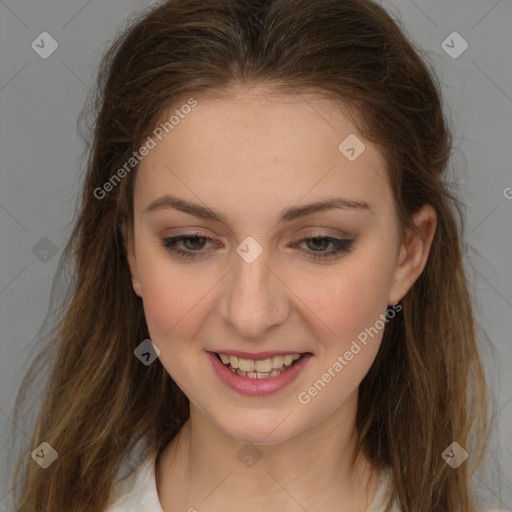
[124, 85, 435, 444]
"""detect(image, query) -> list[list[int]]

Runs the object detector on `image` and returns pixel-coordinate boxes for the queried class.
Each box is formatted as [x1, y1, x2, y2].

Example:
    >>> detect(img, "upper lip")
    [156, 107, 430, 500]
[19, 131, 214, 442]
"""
[208, 350, 310, 359]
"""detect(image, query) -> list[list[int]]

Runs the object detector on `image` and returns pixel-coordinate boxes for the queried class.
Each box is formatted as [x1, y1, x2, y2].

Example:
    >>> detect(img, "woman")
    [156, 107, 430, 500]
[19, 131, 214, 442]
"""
[11, 0, 500, 510]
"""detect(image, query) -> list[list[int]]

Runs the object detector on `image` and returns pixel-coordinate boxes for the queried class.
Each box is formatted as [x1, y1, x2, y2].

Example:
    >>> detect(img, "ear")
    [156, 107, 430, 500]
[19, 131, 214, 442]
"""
[388, 204, 437, 305]
[120, 219, 142, 297]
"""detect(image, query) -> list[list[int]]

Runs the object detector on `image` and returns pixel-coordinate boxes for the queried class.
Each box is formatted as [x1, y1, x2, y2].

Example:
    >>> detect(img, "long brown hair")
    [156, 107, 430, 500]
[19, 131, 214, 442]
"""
[11, 0, 494, 510]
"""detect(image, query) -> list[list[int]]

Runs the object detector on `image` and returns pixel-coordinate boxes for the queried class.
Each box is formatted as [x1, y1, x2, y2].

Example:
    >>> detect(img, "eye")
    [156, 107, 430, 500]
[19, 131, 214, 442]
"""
[292, 236, 354, 260]
[161, 233, 353, 261]
[161, 234, 218, 260]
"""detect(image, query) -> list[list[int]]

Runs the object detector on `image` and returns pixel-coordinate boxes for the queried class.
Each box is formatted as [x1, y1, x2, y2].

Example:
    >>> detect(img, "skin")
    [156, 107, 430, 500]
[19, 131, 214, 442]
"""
[123, 84, 437, 512]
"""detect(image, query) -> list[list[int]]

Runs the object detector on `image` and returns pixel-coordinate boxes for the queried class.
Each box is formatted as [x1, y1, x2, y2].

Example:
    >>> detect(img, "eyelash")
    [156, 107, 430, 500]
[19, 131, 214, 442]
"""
[161, 234, 354, 261]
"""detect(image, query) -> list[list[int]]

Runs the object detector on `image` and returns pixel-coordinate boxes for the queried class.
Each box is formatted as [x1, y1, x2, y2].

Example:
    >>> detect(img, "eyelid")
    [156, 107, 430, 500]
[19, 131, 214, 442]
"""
[292, 227, 353, 240]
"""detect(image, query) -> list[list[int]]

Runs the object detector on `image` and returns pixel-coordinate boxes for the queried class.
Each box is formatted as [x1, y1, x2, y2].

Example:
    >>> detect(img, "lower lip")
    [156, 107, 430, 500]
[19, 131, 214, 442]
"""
[206, 351, 313, 396]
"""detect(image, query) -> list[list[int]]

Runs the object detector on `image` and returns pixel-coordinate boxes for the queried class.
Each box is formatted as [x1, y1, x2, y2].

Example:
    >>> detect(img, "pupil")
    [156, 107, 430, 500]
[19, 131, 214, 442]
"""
[308, 237, 328, 251]
[185, 235, 205, 250]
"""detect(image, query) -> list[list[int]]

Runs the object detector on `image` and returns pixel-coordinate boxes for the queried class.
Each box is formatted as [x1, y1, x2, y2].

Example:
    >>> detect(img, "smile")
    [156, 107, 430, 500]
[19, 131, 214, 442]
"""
[217, 353, 302, 378]
[207, 351, 313, 396]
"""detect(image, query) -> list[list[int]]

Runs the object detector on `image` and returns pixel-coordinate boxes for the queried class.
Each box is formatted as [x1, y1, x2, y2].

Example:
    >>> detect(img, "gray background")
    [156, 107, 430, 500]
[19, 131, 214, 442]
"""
[0, 0, 511, 510]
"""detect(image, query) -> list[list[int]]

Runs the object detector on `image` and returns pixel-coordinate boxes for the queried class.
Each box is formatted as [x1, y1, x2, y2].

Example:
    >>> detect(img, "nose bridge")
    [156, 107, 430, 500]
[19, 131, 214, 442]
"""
[219, 243, 288, 338]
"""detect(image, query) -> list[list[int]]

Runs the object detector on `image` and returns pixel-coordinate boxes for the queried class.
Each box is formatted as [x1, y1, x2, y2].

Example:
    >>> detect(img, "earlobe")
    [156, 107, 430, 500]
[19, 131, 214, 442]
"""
[120, 220, 143, 297]
[388, 204, 437, 305]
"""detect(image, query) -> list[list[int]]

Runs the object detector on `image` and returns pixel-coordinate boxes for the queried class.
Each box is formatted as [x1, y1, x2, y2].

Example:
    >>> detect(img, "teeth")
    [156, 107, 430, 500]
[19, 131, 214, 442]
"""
[254, 358, 272, 372]
[283, 355, 295, 366]
[234, 367, 285, 379]
[218, 352, 304, 378]
[271, 355, 284, 368]
[220, 353, 302, 370]
[229, 366, 291, 379]
[238, 358, 254, 372]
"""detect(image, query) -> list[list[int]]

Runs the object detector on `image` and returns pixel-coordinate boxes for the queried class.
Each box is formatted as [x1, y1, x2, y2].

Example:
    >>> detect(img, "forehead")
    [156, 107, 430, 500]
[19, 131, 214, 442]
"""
[134, 86, 392, 222]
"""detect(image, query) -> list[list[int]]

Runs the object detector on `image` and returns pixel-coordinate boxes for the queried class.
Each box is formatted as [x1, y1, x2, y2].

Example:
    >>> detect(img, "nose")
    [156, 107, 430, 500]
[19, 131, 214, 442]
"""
[218, 247, 290, 339]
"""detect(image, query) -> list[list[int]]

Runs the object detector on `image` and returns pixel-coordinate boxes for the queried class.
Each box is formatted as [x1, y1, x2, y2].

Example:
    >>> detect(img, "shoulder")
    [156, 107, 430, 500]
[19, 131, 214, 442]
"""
[366, 466, 400, 512]
[105, 452, 163, 512]
[104, 457, 507, 512]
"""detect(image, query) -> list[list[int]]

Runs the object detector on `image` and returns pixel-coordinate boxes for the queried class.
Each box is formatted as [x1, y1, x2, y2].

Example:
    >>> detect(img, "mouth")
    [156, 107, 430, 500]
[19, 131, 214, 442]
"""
[214, 352, 306, 379]
[206, 350, 313, 396]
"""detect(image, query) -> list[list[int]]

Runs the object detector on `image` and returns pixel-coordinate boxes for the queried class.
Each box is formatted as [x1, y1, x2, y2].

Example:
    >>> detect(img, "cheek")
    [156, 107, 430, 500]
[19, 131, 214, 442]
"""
[135, 245, 214, 343]
[294, 261, 395, 410]
[137, 258, 213, 387]
[293, 254, 396, 347]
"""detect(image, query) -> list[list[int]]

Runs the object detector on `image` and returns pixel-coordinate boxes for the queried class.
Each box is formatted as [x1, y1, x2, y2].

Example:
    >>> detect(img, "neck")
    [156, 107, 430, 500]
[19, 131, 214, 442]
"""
[156, 390, 379, 512]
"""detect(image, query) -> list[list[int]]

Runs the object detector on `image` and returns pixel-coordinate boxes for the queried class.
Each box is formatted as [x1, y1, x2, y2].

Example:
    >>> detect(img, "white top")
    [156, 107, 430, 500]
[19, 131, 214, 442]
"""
[105, 452, 505, 512]
[105, 452, 399, 511]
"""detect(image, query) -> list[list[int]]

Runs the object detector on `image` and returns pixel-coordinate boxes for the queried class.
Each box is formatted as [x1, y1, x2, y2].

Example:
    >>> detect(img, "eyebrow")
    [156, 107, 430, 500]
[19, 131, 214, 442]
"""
[143, 194, 370, 224]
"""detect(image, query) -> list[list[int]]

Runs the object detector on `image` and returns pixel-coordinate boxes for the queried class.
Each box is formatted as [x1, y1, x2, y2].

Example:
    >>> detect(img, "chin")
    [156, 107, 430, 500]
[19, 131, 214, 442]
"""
[215, 414, 302, 446]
